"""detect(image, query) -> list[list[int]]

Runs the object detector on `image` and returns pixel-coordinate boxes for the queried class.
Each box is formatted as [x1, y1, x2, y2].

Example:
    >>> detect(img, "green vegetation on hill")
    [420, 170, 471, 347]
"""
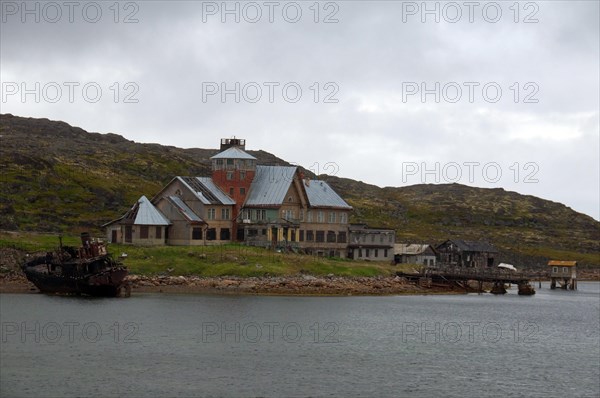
[1, 114, 599, 267]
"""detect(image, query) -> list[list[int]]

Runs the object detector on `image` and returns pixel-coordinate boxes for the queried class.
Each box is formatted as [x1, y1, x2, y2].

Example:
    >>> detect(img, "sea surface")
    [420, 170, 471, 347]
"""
[1, 282, 599, 398]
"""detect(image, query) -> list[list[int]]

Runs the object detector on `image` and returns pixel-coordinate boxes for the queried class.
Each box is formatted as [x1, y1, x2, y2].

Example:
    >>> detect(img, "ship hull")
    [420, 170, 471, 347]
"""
[23, 267, 128, 297]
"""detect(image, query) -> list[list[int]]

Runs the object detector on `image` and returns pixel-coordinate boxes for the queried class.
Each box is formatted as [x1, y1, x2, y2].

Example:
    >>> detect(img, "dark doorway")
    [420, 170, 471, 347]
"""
[125, 226, 132, 243]
[237, 228, 245, 241]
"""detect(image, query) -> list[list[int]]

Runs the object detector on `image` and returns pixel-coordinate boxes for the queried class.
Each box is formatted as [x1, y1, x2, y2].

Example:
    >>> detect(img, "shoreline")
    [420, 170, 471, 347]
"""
[0, 274, 466, 296]
[2, 270, 598, 297]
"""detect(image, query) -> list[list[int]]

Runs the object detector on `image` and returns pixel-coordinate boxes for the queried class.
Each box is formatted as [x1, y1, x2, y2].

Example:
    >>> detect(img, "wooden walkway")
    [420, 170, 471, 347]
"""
[397, 267, 537, 295]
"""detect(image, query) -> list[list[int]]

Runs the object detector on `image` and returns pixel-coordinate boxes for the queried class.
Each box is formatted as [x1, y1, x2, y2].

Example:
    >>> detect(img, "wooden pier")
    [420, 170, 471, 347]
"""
[397, 267, 537, 295]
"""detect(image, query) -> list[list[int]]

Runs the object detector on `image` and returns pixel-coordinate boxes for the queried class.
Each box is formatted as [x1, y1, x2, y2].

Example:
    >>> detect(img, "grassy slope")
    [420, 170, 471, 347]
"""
[0, 231, 406, 277]
[1, 114, 599, 267]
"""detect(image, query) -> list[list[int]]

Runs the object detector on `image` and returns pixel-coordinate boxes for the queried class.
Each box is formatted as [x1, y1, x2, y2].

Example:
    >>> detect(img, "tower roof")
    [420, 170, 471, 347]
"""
[210, 147, 257, 160]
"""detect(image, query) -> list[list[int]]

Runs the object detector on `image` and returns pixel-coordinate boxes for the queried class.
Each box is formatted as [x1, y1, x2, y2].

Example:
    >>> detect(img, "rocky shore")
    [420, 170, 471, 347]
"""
[0, 272, 460, 296]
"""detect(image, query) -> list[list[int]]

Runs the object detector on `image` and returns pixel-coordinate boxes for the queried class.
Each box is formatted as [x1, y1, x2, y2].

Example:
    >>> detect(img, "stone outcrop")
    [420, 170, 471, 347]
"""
[124, 274, 446, 295]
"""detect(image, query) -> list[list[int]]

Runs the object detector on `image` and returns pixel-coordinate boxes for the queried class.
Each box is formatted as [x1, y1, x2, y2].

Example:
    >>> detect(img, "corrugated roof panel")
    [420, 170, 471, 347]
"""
[244, 165, 296, 206]
[210, 147, 257, 160]
[443, 240, 498, 253]
[304, 180, 352, 209]
[394, 244, 431, 255]
[168, 196, 204, 223]
[196, 177, 236, 205]
[548, 260, 577, 267]
[134, 196, 170, 225]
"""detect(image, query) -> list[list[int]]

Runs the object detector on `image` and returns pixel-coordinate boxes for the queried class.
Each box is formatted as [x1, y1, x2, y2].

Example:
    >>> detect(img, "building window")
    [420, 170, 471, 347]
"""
[375, 249, 379, 257]
[371, 235, 375, 243]
[389, 234, 394, 243]
[207, 228, 217, 240]
[240, 171, 246, 180]
[563, 267, 568, 273]
[327, 231, 336, 243]
[328, 212, 336, 223]
[240, 187, 245, 195]
[226, 159, 234, 166]
[221, 208, 230, 220]
[227, 171, 234, 180]
[307, 211, 313, 222]
[207, 208, 216, 220]
[229, 187, 234, 196]
[384, 249, 388, 257]
[192, 227, 203, 240]
[337, 232, 347, 243]
[340, 213, 347, 224]
[299, 230, 305, 242]
[299, 209, 304, 221]
[306, 230, 314, 242]
[358, 249, 362, 258]
[316, 231, 325, 242]
[240, 209, 249, 220]
[156, 227, 162, 239]
[220, 228, 231, 240]
[216, 159, 223, 167]
[553, 267, 558, 273]
[139, 226, 149, 239]
[380, 235, 384, 243]
[366, 249, 370, 257]
[317, 211, 324, 223]
[258, 210, 266, 221]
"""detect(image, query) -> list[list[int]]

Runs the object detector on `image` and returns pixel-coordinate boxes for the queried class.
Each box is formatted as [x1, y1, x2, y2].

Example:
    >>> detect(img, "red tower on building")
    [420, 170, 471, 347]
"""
[210, 138, 256, 239]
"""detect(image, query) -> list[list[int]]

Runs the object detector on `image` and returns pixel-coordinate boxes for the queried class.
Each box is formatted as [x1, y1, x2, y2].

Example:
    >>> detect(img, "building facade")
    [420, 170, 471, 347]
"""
[394, 244, 437, 266]
[347, 224, 395, 261]
[104, 138, 381, 258]
[103, 196, 170, 245]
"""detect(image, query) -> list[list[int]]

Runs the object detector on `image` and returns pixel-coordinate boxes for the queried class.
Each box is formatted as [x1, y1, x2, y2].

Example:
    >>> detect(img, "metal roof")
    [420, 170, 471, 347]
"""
[304, 180, 352, 209]
[167, 196, 204, 223]
[394, 244, 434, 255]
[210, 147, 257, 160]
[244, 165, 296, 207]
[439, 239, 498, 253]
[177, 176, 235, 205]
[134, 195, 170, 225]
[548, 260, 577, 267]
[196, 177, 236, 205]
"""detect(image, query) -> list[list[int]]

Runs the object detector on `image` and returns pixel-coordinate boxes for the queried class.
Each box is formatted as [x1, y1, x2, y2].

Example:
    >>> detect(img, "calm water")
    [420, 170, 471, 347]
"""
[1, 283, 599, 398]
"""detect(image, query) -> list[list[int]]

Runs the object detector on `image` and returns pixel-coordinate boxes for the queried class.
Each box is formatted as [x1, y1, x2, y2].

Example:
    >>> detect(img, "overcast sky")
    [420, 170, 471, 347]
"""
[1, 1, 598, 219]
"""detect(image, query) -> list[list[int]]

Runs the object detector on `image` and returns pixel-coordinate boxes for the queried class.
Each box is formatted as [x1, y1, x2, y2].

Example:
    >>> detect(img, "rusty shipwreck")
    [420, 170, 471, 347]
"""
[21, 233, 129, 297]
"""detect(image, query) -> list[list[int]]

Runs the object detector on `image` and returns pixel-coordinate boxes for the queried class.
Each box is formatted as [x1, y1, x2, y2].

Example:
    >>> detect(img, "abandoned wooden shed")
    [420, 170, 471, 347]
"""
[548, 260, 577, 290]
[436, 239, 498, 268]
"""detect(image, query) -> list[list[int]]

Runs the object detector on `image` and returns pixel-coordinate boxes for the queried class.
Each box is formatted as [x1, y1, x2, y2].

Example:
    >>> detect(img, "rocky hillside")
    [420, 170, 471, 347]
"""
[1, 114, 598, 267]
